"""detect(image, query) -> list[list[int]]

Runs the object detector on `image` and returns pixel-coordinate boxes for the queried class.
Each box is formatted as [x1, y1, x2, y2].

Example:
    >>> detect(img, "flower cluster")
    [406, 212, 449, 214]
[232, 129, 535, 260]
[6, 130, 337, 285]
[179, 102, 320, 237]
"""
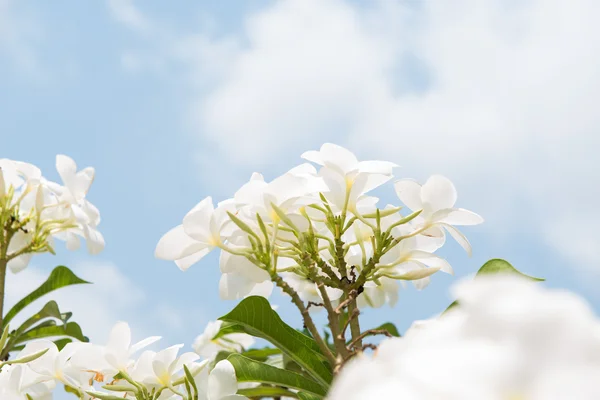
[156, 143, 483, 307]
[328, 275, 600, 400]
[0, 155, 104, 273]
[0, 321, 253, 400]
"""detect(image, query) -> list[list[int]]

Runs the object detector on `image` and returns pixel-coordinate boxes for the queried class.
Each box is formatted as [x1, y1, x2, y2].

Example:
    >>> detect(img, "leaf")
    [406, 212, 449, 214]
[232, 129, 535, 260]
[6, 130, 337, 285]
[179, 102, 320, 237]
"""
[298, 392, 323, 400]
[14, 322, 88, 345]
[443, 259, 543, 314]
[3, 266, 90, 328]
[374, 322, 401, 337]
[476, 258, 544, 281]
[242, 347, 282, 362]
[228, 354, 326, 397]
[237, 386, 298, 398]
[219, 296, 333, 387]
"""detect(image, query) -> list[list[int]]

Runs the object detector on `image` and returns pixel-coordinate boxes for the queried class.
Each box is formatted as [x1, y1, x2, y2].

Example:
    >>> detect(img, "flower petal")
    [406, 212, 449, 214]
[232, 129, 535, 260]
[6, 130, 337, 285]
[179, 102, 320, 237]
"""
[394, 179, 423, 211]
[422, 175, 457, 212]
[183, 197, 215, 242]
[208, 360, 239, 399]
[437, 208, 484, 226]
[175, 248, 211, 271]
[155, 225, 208, 260]
[441, 223, 472, 256]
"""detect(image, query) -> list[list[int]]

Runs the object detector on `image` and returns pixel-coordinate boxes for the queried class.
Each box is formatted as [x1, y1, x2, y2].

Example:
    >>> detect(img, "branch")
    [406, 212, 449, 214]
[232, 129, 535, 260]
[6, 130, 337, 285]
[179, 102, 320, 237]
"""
[347, 329, 393, 351]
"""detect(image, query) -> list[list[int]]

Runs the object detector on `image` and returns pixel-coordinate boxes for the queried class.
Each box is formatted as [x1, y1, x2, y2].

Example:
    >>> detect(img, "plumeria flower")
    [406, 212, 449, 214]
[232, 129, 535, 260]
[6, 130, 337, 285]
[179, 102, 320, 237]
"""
[130, 344, 199, 389]
[0, 365, 54, 400]
[193, 321, 254, 360]
[48, 155, 105, 255]
[19, 340, 94, 394]
[329, 275, 600, 400]
[234, 167, 326, 224]
[394, 175, 483, 255]
[301, 143, 396, 213]
[357, 277, 399, 308]
[155, 197, 236, 271]
[192, 360, 248, 400]
[70, 321, 160, 379]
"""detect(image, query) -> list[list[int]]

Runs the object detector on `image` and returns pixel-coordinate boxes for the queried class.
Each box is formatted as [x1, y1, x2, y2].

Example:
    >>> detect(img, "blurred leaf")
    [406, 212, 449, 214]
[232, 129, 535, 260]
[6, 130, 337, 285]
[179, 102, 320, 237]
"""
[476, 258, 544, 281]
[3, 266, 89, 328]
[374, 322, 401, 337]
[237, 386, 298, 398]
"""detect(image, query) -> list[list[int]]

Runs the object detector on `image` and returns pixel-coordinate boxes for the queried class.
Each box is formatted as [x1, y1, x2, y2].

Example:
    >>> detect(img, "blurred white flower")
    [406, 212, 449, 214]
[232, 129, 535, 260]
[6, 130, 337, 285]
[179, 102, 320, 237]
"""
[193, 321, 254, 360]
[329, 275, 600, 400]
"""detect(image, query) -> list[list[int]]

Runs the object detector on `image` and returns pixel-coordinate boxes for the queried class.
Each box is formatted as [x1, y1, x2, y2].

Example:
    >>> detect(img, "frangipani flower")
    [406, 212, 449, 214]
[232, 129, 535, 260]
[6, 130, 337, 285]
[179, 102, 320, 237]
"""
[302, 143, 396, 213]
[70, 321, 161, 378]
[155, 197, 236, 271]
[192, 360, 248, 400]
[329, 275, 600, 400]
[48, 155, 105, 255]
[130, 344, 199, 388]
[192, 321, 254, 360]
[394, 175, 483, 255]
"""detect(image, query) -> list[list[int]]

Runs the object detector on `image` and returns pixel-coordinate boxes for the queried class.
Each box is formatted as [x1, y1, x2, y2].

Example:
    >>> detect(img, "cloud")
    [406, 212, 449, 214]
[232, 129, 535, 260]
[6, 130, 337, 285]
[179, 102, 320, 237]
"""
[107, 0, 151, 34]
[183, 0, 600, 273]
[0, 0, 41, 73]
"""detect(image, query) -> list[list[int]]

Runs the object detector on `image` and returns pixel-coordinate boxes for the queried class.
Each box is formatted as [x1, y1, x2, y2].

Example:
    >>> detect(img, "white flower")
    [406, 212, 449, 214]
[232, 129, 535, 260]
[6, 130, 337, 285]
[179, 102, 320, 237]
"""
[155, 197, 235, 271]
[130, 344, 199, 388]
[301, 143, 396, 213]
[192, 360, 248, 400]
[19, 340, 93, 393]
[49, 155, 105, 255]
[192, 321, 254, 360]
[329, 275, 600, 400]
[394, 175, 483, 255]
[70, 321, 160, 378]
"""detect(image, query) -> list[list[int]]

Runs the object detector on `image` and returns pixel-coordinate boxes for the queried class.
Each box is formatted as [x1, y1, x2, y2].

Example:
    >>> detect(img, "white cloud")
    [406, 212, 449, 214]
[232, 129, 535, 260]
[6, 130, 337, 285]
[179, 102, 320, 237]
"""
[183, 0, 600, 273]
[107, 0, 151, 34]
[0, 0, 41, 72]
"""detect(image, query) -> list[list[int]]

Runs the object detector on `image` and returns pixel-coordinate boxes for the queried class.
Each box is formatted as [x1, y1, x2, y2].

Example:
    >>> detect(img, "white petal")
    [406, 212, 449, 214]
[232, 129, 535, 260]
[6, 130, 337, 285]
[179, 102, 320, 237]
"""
[130, 336, 161, 355]
[437, 208, 484, 226]
[320, 143, 359, 175]
[8, 253, 33, 273]
[175, 248, 211, 271]
[171, 352, 200, 374]
[421, 175, 457, 212]
[394, 179, 423, 211]
[55, 155, 77, 185]
[300, 150, 324, 166]
[247, 281, 273, 298]
[208, 360, 239, 399]
[183, 197, 215, 242]
[65, 232, 81, 251]
[84, 225, 105, 255]
[219, 273, 256, 300]
[441, 223, 473, 256]
[107, 322, 131, 353]
[155, 225, 207, 260]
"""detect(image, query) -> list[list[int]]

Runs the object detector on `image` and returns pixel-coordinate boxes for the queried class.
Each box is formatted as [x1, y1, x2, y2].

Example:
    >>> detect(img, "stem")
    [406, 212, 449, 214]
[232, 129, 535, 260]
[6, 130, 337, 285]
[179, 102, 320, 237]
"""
[315, 282, 347, 366]
[271, 274, 337, 367]
[347, 329, 393, 350]
[347, 299, 362, 349]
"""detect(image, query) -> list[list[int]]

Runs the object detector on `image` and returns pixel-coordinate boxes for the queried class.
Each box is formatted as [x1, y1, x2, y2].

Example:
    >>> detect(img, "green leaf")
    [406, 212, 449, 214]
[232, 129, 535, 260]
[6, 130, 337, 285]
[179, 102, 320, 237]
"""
[242, 347, 282, 361]
[3, 266, 90, 328]
[476, 258, 544, 281]
[298, 392, 322, 400]
[237, 386, 298, 398]
[228, 354, 326, 397]
[443, 259, 544, 314]
[14, 322, 88, 345]
[219, 296, 332, 387]
[374, 322, 401, 337]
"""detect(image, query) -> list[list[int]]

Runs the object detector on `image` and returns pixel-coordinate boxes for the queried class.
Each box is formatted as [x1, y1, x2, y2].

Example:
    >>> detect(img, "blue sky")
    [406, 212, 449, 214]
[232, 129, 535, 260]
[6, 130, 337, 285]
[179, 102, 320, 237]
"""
[2, 0, 600, 393]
